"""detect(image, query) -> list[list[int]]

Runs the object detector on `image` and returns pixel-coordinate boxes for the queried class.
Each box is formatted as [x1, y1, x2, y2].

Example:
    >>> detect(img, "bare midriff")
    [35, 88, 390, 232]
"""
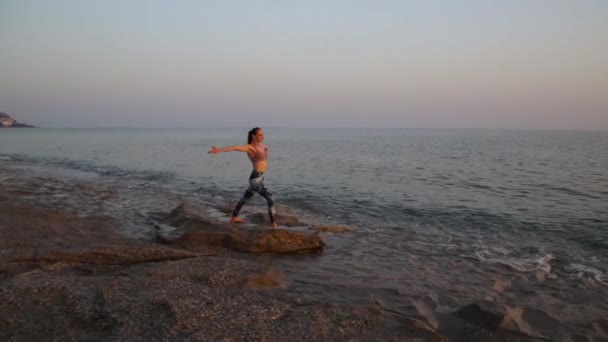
[251, 160, 268, 172]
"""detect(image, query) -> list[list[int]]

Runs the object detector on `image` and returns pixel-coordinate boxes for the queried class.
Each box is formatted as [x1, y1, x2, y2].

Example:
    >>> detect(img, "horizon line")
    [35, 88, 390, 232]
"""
[13, 125, 608, 132]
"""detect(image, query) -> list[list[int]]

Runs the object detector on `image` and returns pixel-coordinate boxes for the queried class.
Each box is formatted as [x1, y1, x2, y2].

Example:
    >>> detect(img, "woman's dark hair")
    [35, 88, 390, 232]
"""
[247, 127, 261, 144]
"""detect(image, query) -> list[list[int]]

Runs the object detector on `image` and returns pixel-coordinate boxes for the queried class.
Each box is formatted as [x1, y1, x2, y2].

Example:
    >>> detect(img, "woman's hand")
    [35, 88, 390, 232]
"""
[208, 146, 219, 154]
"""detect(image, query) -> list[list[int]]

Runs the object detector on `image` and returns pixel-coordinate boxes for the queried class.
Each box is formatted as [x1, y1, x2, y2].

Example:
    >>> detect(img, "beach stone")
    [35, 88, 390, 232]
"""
[500, 306, 539, 337]
[216, 203, 236, 214]
[163, 202, 303, 228]
[157, 227, 325, 254]
[244, 268, 285, 289]
[436, 302, 552, 341]
[493, 278, 512, 292]
[248, 212, 300, 226]
[155, 202, 322, 253]
[453, 302, 504, 331]
[413, 299, 439, 330]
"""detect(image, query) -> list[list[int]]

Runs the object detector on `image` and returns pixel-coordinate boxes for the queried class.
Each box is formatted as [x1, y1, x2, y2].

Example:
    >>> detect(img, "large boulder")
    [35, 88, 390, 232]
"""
[248, 212, 300, 227]
[156, 227, 325, 254]
[154, 202, 325, 254]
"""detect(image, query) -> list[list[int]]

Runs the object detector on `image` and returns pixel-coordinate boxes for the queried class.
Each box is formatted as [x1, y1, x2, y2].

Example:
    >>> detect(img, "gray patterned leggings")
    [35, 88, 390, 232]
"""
[232, 170, 276, 223]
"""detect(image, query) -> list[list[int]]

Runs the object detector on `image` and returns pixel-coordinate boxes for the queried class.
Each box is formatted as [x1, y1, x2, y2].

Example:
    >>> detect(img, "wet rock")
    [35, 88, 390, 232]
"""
[216, 203, 236, 214]
[244, 268, 285, 289]
[592, 318, 608, 338]
[453, 302, 504, 331]
[248, 212, 300, 227]
[157, 227, 325, 254]
[522, 307, 560, 331]
[535, 271, 547, 282]
[403, 316, 447, 341]
[155, 202, 323, 253]
[170, 201, 210, 218]
[436, 302, 552, 341]
[510, 274, 530, 289]
[493, 278, 512, 292]
[3, 245, 201, 266]
[501, 306, 538, 337]
[157, 202, 225, 232]
[162, 202, 215, 224]
[160, 201, 301, 231]
[413, 299, 439, 330]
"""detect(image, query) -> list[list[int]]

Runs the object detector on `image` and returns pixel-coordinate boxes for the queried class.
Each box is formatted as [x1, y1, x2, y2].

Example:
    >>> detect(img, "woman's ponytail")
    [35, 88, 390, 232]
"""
[247, 127, 260, 144]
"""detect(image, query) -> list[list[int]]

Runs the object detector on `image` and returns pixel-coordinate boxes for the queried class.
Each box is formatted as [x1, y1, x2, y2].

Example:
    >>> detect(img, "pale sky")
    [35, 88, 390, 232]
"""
[1, 0, 607, 129]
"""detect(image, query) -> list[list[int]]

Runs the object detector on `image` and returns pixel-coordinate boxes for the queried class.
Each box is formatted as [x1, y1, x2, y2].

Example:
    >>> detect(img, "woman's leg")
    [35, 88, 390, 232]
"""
[257, 186, 276, 227]
[231, 170, 260, 223]
[232, 170, 276, 227]
[231, 189, 254, 222]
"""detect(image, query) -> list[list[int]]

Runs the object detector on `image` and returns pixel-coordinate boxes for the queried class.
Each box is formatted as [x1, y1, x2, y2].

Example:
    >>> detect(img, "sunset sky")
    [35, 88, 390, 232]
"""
[1, 0, 606, 129]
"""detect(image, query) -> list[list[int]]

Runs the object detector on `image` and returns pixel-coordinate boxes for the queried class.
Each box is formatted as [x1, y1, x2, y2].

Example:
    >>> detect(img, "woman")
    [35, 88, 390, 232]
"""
[208, 127, 277, 228]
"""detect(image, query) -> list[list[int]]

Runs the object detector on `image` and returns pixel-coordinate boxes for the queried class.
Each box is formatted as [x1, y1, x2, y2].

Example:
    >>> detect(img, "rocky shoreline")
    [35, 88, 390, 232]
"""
[1, 162, 605, 341]
[0, 168, 443, 341]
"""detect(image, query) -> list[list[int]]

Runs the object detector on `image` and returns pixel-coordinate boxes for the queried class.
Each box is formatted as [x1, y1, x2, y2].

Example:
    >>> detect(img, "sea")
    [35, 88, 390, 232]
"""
[1, 127, 607, 339]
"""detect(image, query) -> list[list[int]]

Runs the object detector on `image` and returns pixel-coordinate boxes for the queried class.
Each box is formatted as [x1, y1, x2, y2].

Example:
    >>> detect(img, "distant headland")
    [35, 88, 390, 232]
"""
[0, 112, 36, 128]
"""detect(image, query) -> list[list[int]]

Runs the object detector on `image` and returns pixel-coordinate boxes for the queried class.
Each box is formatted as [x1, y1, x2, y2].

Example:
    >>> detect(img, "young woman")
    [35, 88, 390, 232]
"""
[208, 127, 277, 228]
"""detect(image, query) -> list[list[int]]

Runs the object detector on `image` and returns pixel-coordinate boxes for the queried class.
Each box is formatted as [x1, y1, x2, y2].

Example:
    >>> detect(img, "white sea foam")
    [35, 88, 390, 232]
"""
[474, 250, 554, 273]
[564, 263, 605, 284]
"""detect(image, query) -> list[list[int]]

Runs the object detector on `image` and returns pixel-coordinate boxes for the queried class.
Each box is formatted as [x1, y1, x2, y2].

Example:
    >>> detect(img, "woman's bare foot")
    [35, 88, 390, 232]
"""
[271, 222, 278, 229]
[230, 217, 246, 224]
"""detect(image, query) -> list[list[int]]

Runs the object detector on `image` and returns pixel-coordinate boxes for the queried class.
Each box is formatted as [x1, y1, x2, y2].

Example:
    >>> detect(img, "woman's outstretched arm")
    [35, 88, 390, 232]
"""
[208, 145, 250, 154]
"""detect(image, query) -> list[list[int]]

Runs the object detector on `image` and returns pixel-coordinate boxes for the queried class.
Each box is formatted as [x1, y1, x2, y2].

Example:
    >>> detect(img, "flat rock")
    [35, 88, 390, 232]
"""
[453, 302, 504, 331]
[4, 245, 201, 266]
[157, 227, 325, 254]
[248, 212, 300, 226]
[155, 202, 325, 254]
[244, 268, 285, 289]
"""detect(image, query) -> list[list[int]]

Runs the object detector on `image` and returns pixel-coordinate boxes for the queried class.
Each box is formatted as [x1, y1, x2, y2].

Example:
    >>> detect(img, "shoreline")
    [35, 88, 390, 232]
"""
[2, 160, 606, 341]
[0, 166, 440, 341]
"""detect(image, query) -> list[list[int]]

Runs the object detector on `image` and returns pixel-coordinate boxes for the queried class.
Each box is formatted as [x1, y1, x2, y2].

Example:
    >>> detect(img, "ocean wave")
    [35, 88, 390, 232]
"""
[547, 186, 602, 200]
[473, 249, 553, 273]
[4, 153, 176, 183]
[563, 264, 606, 284]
